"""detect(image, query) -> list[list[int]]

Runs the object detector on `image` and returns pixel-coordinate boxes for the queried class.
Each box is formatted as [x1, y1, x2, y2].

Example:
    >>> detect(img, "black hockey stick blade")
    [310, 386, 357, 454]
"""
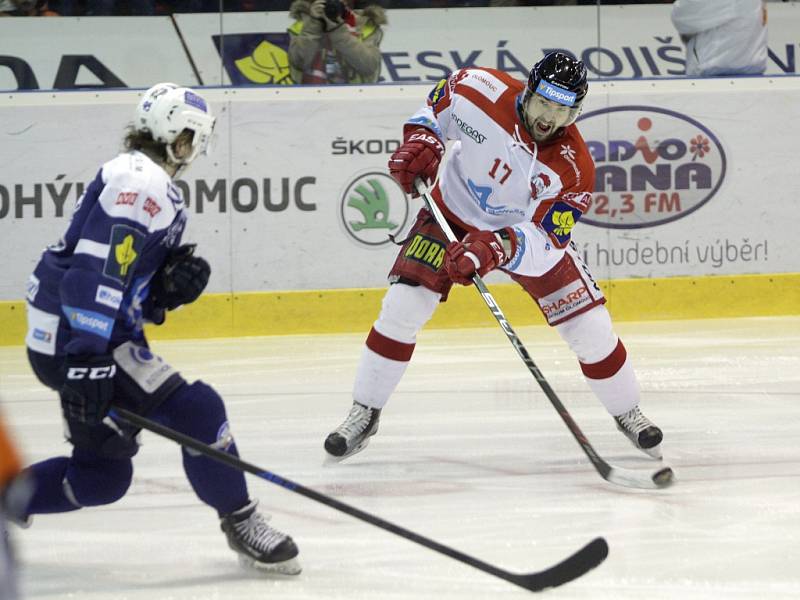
[506, 537, 609, 592]
[112, 407, 608, 592]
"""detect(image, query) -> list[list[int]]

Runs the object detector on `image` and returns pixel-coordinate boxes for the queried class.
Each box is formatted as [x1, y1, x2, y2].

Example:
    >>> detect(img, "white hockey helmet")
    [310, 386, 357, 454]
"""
[134, 82, 216, 166]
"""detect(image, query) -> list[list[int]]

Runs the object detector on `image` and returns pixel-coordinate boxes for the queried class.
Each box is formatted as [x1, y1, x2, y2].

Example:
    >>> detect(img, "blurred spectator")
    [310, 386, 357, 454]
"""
[671, 0, 767, 76]
[39, 0, 245, 14]
[54, 0, 154, 14]
[0, 0, 58, 15]
[490, 1, 578, 5]
[288, 0, 386, 84]
[1, 411, 30, 600]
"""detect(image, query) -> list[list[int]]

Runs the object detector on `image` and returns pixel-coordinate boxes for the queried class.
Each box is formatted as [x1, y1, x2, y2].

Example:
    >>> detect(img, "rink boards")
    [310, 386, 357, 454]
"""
[1, 79, 799, 344]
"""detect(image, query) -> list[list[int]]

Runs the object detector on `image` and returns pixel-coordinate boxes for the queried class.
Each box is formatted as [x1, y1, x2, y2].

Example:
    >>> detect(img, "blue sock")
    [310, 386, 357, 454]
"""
[152, 381, 248, 516]
[25, 450, 132, 514]
[25, 457, 79, 515]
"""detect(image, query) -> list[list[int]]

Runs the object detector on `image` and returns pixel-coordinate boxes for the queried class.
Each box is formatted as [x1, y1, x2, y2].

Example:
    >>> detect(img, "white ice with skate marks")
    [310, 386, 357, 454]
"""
[2, 316, 800, 599]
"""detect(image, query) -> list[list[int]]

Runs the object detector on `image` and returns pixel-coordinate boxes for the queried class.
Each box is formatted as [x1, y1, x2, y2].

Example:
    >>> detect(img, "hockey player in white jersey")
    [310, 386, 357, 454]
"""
[325, 52, 663, 462]
[19, 84, 300, 575]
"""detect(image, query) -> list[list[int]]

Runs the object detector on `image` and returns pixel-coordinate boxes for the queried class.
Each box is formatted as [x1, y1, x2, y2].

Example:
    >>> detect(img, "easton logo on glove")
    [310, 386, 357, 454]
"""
[406, 132, 444, 152]
[388, 127, 445, 197]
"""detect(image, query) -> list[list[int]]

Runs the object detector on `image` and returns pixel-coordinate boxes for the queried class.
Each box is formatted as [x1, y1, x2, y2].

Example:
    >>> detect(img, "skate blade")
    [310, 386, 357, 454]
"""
[238, 554, 302, 576]
[323, 438, 371, 464]
[641, 443, 663, 460]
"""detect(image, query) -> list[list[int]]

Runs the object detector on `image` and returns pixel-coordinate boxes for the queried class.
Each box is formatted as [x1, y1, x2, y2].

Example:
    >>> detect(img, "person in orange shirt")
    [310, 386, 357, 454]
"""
[1, 412, 27, 600]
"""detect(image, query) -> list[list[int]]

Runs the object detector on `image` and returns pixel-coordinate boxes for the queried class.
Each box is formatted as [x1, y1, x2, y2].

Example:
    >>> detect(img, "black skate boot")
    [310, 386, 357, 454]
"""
[324, 402, 381, 460]
[220, 500, 300, 575]
[613, 406, 663, 459]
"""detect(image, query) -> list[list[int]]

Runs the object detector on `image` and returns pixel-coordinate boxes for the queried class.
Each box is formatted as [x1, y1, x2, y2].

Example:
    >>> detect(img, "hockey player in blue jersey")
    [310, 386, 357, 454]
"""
[19, 83, 300, 575]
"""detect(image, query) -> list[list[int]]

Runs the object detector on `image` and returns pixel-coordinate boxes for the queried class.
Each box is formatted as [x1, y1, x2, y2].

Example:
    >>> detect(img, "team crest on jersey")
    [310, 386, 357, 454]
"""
[403, 233, 446, 271]
[530, 173, 552, 200]
[104, 225, 144, 285]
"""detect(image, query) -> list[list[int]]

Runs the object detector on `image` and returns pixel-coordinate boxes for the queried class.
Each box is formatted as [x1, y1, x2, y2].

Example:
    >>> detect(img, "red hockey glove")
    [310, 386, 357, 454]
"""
[388, 128, 445, 197]
[445, 229, 512, 286]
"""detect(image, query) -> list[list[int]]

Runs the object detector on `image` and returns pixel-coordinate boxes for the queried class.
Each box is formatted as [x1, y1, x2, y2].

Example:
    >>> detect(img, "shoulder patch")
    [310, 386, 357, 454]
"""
[103, 224, 145, 285]
[457, 70, 509, 103]
[427, 78, 449, 108]
[539, 193, 592, 249]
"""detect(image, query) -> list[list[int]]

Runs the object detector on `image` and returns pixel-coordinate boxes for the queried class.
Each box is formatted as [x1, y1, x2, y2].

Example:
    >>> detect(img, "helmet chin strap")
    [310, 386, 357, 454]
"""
[517, 95, 537, 140]
[166, 142, 200, 178]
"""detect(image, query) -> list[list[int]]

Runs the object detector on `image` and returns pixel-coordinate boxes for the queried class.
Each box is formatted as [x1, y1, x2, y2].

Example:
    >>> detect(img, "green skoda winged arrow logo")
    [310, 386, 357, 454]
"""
[347, 179, 397, 231]
[340, 172, 409, 246]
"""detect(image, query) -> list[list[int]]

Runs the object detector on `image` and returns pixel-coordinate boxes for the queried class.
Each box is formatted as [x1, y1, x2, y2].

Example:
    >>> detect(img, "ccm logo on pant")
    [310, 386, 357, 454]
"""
[66, 365, 117, 380]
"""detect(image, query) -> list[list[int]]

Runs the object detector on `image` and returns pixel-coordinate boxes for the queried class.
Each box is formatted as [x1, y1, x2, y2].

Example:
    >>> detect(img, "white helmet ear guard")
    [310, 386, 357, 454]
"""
[134, 83, 216, 165]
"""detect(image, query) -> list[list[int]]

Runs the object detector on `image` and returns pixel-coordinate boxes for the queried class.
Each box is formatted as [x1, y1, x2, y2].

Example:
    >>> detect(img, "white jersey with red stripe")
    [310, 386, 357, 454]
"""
[405, 67, 595, 278]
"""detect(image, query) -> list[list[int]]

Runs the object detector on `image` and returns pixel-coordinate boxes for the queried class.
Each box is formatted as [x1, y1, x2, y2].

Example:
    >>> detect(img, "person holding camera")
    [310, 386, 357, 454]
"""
[287, 0, 386, 84]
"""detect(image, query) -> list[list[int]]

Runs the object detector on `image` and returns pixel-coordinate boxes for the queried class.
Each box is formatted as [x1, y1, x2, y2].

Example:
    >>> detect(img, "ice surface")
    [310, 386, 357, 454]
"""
[2, 317, 799, 599]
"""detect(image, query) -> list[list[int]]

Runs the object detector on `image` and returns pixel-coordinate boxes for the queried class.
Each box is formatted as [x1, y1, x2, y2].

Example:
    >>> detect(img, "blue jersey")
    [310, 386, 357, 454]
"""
[25, 151, 187, 357]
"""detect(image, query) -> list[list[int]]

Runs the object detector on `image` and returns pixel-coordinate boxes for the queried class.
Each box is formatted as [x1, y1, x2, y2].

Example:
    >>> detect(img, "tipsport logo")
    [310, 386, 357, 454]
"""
[536, 80, 577, 107]
[340, 172, 409, 247]
[578, 106, 726, 229]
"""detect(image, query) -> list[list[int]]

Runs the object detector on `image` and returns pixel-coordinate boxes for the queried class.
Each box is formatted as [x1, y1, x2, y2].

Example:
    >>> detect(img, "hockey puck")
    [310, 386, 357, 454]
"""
[652, 467, 675, 487]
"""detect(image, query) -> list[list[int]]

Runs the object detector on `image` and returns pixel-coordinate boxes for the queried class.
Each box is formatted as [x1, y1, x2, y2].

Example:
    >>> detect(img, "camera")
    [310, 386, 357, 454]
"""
[324, 0, 345, 21]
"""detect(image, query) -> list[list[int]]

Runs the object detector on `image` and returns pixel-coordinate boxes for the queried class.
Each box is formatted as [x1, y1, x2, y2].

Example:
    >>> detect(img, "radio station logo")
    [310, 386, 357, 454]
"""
[578, 106, 726, 229]
[340, 172, 409, 247]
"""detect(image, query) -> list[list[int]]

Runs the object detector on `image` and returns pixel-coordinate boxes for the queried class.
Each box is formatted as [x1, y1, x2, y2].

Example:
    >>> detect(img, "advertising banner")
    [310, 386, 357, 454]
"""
[179, 5, 800, 85]
[1, 5, 799, 90]
[0, 17, 196, 90]
[1, 78, 798, 301]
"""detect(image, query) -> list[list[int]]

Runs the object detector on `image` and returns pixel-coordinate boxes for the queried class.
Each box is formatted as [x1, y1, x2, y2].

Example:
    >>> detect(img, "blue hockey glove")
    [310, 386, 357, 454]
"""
[150, 244, 210, 311]
[60, 354, 116, 426]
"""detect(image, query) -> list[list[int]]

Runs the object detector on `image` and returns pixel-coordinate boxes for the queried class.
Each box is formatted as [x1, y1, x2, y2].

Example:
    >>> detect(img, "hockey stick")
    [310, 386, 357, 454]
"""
[413, 180, 674, 490]
[112, 406, 608, 593]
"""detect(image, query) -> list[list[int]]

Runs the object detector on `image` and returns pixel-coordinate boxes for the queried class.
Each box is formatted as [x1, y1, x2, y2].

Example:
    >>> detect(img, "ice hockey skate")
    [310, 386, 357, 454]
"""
[613, 406, 663, 459]
[220, 500, 300, 575]
[324, 401, 381, 460]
